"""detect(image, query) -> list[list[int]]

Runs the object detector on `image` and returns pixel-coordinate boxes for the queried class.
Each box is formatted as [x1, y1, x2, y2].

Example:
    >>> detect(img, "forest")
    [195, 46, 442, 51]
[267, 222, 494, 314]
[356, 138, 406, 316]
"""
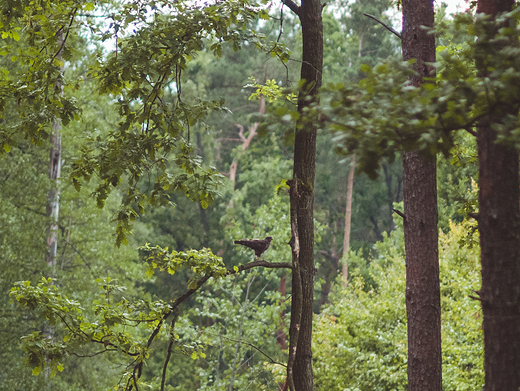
[1, 0, 520, 389]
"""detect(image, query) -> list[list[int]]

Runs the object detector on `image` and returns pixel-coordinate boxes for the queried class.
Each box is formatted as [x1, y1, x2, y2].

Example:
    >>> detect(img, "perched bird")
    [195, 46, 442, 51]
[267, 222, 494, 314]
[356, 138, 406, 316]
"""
[234, 236, 273, 258]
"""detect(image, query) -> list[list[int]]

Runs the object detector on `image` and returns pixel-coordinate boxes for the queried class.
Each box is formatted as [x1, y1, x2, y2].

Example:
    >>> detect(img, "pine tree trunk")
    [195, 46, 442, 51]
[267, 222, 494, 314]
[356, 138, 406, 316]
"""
[286, 0, 323, 389]
[475, 1, 520, 390]
[401, 1, 442, 390]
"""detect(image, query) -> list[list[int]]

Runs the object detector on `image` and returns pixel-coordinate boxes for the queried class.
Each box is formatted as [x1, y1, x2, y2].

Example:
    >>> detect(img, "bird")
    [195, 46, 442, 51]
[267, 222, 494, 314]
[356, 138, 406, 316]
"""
[234, 236, 273, 258]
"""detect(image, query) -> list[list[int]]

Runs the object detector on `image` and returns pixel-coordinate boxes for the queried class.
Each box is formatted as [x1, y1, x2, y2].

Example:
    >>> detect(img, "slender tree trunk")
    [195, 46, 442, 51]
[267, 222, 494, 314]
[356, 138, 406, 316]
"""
[382, 163, 396, 231]
[228, 96, 265, 194]
[285, 0, 323, 389]
[277, 275, 287, 350]
[45, 33, 64, 270]
[401, 1, 442, 390]
[475, 1, 520, 390]
[341, 154, 355, 286]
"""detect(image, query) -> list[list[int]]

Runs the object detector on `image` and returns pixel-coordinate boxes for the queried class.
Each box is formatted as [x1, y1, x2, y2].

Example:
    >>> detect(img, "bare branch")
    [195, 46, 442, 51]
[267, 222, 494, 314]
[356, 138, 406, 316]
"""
[281, 0, 300, 16]
[364, 14, 402, 40]
[392, 208, 406, 220]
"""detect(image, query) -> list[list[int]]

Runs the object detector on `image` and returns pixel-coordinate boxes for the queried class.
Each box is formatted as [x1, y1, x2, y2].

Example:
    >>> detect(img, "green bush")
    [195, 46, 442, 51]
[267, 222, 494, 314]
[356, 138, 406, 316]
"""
[314, 219, 483, 391]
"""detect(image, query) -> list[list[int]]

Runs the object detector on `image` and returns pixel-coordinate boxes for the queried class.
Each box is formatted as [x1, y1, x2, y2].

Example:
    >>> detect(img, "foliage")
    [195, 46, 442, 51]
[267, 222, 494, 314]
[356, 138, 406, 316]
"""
[321, 9, 520, 178]
[9, 276, 169, 384]
[140, 244, 227, 286]
[9, 243, 258, 389]
[0, 0, 293, 245]
[313, 219, 483, 390]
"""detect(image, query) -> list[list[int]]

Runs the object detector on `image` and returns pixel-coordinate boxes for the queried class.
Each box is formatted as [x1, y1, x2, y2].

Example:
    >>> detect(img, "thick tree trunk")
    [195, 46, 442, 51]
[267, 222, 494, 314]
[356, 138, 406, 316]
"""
[286, 0, 323, 389]
[475, 1, 520, 390]
[401, 1, 442, 390]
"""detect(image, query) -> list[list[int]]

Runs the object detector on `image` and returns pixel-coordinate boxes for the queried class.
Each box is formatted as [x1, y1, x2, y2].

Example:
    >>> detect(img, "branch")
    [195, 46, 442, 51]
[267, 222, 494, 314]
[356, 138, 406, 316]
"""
[281, 0, 300, 16]
[227, 260, 292, 274]
[52, 9, 78, 62]
[130, 258, 292, 387]
[160, 309, 180, 391]
[364, 14, 402, 40]
[392, 208, 406, 220]
[218, 334, 287, 367]
[144, 260, 292, 351]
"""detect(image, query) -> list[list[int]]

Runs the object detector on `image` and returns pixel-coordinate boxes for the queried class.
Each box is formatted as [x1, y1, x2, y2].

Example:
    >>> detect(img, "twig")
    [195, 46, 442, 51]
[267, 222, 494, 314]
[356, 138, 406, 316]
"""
[364, 14, 402, 40]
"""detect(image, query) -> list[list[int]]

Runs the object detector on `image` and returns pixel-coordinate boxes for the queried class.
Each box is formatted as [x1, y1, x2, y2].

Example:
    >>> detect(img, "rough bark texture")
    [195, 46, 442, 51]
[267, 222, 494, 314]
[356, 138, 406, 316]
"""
[286, 0, 323, 389]
[401, 1, 442, 390]
[476, 1, 520, 390]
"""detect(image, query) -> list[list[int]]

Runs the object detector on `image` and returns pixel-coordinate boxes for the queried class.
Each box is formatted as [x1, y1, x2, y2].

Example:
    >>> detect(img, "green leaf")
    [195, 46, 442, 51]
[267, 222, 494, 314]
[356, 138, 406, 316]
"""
[3, 143, 10, 153]
[32, 367, 41, 376]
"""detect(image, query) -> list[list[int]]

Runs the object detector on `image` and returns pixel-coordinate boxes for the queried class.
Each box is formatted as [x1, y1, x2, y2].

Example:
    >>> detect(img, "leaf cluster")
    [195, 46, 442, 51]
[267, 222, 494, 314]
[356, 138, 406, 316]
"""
[9, 277, 171, 382]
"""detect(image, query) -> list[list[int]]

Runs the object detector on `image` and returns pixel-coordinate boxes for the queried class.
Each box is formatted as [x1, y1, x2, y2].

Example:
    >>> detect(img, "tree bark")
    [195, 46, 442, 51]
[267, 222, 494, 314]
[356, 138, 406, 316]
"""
[475, 1, 520, 390]
[401, 1, 442, 390]
[286, 0, 323, 389]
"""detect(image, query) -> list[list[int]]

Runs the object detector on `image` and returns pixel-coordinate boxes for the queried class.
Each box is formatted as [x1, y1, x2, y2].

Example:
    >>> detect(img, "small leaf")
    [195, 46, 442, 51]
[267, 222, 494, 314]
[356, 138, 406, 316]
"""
[32, 367, 41, 376]
[191, 351, 197, 360]
[3, 143, 10, 153]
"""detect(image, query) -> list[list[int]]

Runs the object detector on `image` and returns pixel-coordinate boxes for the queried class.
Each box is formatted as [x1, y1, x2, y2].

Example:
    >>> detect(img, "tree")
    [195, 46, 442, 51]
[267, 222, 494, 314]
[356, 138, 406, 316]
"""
[400, 1, 442, 389]
[474, 0, 520, 389]
[278, 0, 323, 388]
